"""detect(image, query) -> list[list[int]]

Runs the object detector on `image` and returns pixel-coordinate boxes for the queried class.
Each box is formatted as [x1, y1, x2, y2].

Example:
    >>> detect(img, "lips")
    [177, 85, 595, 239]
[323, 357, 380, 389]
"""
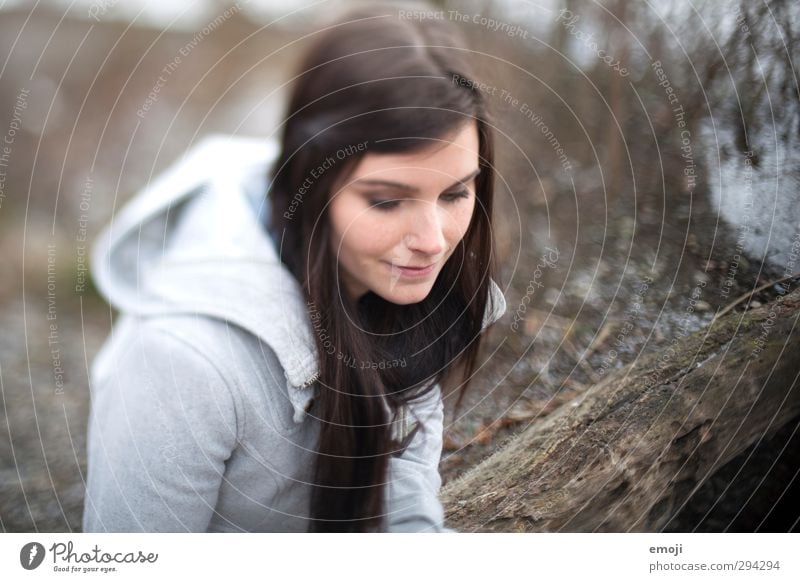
[386, 261, 437, 278]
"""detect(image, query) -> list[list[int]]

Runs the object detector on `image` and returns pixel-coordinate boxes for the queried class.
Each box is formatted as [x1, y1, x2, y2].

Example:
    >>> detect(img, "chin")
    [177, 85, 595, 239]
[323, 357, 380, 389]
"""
[377, 284, 433, 306]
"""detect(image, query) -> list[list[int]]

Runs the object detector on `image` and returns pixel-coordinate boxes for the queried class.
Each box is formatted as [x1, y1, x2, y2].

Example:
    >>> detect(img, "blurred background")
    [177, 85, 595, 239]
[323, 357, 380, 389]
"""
[0, 0, 798, 532]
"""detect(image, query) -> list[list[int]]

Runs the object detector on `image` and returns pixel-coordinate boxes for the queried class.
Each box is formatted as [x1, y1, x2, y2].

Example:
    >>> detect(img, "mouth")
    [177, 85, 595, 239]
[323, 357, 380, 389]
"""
[387, 261, 437, 278]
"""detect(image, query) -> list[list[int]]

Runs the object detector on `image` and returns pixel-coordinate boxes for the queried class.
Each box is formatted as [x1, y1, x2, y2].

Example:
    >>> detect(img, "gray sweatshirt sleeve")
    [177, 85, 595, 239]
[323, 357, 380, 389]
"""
[384, 383, 456, 532]
[82, 320, 240, 532]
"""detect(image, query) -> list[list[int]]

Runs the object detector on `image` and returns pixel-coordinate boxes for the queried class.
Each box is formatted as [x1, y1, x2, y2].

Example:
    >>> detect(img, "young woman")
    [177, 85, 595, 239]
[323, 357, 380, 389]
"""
[83, 4, 506, 533]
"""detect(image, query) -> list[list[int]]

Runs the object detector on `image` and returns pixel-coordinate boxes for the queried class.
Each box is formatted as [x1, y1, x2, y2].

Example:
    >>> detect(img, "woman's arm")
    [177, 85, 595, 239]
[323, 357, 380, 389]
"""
[384, 383, 455, 532]
[82, 319, 240, 532]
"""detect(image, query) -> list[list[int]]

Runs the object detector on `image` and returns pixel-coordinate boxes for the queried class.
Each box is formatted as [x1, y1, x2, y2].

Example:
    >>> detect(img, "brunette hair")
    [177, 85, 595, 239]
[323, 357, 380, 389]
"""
[268, 3, 497, 532]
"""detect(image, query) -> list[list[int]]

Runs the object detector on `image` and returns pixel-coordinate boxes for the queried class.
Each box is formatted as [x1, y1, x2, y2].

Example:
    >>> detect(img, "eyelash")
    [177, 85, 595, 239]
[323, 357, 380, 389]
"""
[369, 189, 471, 211]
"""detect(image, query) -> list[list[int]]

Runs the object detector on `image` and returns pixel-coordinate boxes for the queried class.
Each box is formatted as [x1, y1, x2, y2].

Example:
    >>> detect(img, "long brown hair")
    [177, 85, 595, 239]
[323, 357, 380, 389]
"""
[268, 4, 497, 532]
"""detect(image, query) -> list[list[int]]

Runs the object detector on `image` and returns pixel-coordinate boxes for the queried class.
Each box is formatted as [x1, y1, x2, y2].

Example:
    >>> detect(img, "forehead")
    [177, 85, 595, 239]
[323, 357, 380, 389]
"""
[348, 122, 480, 182]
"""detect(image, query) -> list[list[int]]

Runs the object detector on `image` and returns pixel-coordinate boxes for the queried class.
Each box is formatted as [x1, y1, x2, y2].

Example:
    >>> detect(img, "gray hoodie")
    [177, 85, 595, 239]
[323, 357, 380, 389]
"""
[82, 134, 507, 532]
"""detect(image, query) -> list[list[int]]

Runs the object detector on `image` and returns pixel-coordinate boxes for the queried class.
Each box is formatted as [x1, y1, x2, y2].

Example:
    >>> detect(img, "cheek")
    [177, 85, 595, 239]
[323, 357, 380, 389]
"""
[346, 221, 390, 258]
[447, 198, 476, 242]
[331, 207, 394, 261]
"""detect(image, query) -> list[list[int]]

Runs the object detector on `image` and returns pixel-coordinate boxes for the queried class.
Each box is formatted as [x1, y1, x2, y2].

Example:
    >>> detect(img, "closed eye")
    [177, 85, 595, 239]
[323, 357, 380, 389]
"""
[369, 189, 471, 211]
[441, 189, 470, 203]
[369, 198, 401, 210]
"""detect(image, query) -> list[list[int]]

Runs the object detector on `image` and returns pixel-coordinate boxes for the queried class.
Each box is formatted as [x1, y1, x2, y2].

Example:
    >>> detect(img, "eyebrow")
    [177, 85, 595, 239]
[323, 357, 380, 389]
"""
[352, 168, 481, 194]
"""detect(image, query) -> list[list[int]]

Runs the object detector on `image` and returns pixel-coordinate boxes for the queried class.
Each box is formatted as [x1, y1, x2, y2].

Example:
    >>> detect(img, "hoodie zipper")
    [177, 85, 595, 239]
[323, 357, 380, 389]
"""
[299, 371, 320, 388]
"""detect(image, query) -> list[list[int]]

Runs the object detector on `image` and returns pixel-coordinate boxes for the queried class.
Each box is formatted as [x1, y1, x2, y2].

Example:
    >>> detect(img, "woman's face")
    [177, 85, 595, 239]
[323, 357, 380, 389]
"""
[328, 121, 480, 305]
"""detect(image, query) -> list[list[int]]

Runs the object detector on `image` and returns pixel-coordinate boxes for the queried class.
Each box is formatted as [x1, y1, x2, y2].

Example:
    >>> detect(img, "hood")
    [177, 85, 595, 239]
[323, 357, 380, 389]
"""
[91, 134, 507, 422]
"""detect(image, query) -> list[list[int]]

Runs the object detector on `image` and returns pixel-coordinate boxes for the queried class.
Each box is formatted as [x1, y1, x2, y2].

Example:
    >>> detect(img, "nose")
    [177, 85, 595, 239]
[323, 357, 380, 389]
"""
[404, 203, 446, 257]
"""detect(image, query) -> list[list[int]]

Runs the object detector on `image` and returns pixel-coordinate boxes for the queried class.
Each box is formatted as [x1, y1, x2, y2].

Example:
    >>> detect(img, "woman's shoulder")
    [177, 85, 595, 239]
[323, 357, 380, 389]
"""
[94, 313, 261, 375]
[91, 313, 299, 433]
